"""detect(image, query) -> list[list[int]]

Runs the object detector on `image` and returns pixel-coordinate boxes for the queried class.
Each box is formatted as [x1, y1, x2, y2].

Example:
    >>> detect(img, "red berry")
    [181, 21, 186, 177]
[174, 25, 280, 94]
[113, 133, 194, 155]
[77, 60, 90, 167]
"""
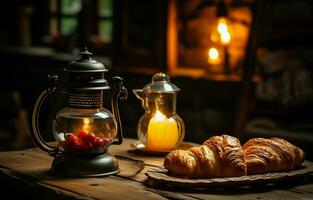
[77, 130, 88, 139]
[80, 132, 96, 149]
[93, 137, 111, 150]
[64, 134, 82, 151]
[80, 142, 90, 151]
[93, 137, 105, 149]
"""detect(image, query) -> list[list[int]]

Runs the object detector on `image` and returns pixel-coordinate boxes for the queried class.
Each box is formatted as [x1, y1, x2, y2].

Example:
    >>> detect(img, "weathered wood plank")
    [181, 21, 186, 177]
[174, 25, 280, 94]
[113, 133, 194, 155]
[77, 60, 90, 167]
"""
[0, 138, 312, 200]
[0, 165, 171, 200]
[0, 167, 94, 200]
[109, 138, 186, 166]
[0, 139, 197, 200]
[0, 139, 164, 183]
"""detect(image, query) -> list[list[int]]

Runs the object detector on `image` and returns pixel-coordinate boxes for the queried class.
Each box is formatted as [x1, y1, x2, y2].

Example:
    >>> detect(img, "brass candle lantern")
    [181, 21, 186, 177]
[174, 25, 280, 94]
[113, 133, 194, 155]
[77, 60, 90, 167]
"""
[133, 72, 185, 152]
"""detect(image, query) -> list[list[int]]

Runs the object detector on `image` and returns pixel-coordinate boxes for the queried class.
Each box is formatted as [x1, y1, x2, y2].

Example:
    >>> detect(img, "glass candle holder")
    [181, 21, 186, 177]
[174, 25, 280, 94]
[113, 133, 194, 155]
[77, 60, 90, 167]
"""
[133, 73, 185, 151]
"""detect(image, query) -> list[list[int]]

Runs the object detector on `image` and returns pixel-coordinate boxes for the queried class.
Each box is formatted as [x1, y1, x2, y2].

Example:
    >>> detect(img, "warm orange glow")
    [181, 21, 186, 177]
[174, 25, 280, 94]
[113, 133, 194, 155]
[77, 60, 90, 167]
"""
[221, 31, 231, 44]
[209, 48, 219, 59]
[210, 17, 232, 45]
[146, 110, 179, 151]
[207, 47, 222, 65]
[217, 18, 228, 34]
[217, 17, 231, 45]
[154, 110, 165, 121]
[82, 118, 91, 132]
[167, 0, 178, 74]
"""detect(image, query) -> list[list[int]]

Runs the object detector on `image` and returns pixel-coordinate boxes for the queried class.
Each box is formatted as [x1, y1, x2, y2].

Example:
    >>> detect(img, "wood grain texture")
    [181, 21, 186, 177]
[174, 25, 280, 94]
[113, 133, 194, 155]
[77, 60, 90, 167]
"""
[0, 138, 312, 200]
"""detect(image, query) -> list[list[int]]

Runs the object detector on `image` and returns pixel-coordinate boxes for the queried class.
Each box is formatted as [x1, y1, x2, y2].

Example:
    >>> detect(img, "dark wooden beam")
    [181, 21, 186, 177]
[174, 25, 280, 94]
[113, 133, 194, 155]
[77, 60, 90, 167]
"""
[233, 0, 264, 140]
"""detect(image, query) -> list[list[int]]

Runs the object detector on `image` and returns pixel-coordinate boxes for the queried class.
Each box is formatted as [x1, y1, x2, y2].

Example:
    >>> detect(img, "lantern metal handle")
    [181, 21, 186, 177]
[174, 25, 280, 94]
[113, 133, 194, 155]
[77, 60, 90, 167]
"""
[31, 75, 59, 157]
[111, 76, 128, 145]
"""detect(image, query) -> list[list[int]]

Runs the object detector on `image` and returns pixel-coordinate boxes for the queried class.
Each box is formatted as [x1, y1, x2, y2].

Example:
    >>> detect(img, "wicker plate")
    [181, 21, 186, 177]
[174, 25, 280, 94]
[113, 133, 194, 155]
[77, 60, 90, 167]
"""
[146, 160, 313, 188]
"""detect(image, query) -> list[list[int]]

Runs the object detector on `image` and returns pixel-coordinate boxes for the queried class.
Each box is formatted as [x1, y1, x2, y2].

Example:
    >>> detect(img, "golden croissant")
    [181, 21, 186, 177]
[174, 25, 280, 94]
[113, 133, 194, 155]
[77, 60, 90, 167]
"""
[163, 135, 247, 178]
[243, 137, 305, 175]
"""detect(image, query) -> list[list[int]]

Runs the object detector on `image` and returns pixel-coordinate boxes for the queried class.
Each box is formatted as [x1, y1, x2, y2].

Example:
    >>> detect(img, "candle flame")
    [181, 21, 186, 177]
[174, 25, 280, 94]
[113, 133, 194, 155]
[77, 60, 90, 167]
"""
[207, 47, 222, 65]
[83, 118, 90, 125]
[217, 17, 231, 45]
[217, 18, 228, 34]
[83, 118, 91, 131]
[209, 48, 219, 60]
[221, 31, 231, 44]
[154, 110, 166, 121]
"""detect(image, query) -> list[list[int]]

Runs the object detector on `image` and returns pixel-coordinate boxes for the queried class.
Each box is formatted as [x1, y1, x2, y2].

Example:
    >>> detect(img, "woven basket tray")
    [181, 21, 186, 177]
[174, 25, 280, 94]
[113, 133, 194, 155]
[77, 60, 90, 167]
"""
[146, 160, 313, 188]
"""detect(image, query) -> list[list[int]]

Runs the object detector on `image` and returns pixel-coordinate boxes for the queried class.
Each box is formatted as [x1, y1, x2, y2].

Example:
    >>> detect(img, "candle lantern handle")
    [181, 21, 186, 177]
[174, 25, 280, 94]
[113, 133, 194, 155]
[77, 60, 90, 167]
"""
[31, 75, 60, 157]
[111, 76, 128, 145]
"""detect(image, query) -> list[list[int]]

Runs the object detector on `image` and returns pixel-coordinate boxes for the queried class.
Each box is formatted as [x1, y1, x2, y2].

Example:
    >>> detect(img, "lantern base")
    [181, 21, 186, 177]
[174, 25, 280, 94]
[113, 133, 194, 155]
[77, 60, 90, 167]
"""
[50, 153, 119, 177]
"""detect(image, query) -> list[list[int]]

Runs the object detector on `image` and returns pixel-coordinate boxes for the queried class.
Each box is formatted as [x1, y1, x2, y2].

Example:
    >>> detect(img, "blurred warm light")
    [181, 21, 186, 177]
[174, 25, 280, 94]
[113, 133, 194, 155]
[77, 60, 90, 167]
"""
[221, 31, 231, 44]
[217, 17, 228, 34]
[209, 48, 219, 59]
[207, 47, 222, 65]
[217, 17, 231, 45]
[83, 118, 91, 132]
[210, 17, 232, 45]
[154, 110, 165, 121]
[210, 32, 219, 43]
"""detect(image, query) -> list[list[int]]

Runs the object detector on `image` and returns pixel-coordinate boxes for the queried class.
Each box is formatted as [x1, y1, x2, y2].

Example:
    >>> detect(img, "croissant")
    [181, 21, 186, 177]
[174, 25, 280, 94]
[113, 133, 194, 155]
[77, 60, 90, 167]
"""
[163, 135, 247, 178]
[243, 137, 305, 175]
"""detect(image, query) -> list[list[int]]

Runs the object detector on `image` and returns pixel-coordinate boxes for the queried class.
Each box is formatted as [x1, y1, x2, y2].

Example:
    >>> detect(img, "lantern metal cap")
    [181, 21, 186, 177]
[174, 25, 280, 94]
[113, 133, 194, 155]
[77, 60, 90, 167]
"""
[63, 47, 110, 91]
[142, 72, 180, 93]
[64, 47, 108, 73]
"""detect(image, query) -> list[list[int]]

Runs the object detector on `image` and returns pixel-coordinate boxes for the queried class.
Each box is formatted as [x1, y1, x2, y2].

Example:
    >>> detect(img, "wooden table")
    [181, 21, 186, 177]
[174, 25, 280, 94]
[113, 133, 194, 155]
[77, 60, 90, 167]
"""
[0, 138, 312, 200]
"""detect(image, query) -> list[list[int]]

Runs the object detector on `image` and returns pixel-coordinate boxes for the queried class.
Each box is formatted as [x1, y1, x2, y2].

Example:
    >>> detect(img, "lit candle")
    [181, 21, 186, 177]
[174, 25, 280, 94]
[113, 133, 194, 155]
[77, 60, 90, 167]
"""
[210, 17, 231, 45]
[217, 17, 231, 45]
[220, 31, 231, 44]
[146, 110, 179, 151]
[217, 18, 228, 34]
[207, 47, 222, 65]
[82, 118, 91, 132]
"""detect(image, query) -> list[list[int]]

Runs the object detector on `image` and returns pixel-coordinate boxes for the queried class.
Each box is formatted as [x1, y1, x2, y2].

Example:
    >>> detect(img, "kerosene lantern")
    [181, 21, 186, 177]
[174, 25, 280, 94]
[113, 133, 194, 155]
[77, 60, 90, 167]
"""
[133, 72, 185, 152]
[31, 48, 127, 177]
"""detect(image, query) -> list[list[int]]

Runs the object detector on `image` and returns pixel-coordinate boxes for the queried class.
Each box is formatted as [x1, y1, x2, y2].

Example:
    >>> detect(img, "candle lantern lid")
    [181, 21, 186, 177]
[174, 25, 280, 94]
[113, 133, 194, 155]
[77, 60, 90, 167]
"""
[142, 72, 180, 93]
[63, 47, 109, 90]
